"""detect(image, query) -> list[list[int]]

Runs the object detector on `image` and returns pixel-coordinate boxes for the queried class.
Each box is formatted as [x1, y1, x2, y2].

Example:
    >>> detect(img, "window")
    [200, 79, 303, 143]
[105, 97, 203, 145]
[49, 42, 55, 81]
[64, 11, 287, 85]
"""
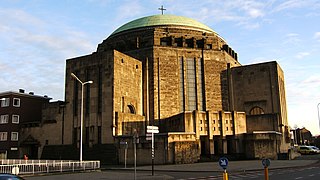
[186, 58, 196, 111]
[160, 37, 172, 46]
[179, 57, 185, 111]
[127, 104, 136, 114]
[1, 98, 10, 107]
[186, 38, 194, 48]
[11, 132, 18, 141]
[12, 115, 19, 124]
[13, 98, 20, 107]
[0, 132, 7, 141]
[198, 58, 205, 111]
[250, 106, 265, 115]
[0, 115, 9, 124]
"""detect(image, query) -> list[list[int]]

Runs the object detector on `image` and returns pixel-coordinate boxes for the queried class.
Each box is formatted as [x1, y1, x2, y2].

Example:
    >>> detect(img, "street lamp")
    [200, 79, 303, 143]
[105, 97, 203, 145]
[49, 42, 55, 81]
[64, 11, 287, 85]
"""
[318, 103, 320, 131]
[71, 72, 93, 161]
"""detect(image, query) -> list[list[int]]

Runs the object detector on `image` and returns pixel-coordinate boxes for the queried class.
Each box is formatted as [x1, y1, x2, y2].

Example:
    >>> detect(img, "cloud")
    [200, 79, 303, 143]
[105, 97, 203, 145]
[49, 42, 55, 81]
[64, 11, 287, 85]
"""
[273, 0, 309, 12]
[295, 52, 310, 59]
[282, 33, 301, 45]
[302, 75, 320, 84]
[314, 32, 320, 41]
[0, 8, 96, 100]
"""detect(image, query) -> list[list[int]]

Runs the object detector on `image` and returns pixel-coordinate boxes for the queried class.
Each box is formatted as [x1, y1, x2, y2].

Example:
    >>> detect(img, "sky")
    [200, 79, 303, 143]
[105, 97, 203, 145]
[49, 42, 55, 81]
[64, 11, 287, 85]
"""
[0, 0, 320, 135]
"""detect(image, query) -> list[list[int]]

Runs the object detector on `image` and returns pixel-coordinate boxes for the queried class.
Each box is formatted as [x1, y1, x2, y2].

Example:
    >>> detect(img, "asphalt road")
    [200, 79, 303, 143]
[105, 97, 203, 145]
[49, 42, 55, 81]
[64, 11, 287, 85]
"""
[23, 154, 320, 180]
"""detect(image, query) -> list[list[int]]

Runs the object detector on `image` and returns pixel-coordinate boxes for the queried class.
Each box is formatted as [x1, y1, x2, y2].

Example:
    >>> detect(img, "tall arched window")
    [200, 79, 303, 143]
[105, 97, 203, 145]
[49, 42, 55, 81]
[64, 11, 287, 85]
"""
[250, 106, 264, 115]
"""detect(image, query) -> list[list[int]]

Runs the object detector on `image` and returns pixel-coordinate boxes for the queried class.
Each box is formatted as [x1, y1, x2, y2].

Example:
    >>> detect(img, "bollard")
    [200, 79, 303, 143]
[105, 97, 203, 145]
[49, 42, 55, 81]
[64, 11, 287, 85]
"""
[262, 158, 270, 180]
[264, 167, 269, 180]
[223, 169, 229, 180]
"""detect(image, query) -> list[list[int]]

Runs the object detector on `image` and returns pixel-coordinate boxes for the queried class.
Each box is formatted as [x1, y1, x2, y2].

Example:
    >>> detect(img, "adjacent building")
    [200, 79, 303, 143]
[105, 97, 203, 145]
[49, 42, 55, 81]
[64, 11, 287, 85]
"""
[0, 90, 51, 159]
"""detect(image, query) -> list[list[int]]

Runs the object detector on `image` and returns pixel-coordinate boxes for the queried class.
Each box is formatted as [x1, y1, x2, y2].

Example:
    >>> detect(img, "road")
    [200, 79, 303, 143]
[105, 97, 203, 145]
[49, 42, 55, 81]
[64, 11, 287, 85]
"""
[23, 154, 320, 180]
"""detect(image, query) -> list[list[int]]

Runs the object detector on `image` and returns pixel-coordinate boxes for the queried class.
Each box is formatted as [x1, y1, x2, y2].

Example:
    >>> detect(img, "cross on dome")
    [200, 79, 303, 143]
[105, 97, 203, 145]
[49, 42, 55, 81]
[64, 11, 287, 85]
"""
[158, 5, 166, 15]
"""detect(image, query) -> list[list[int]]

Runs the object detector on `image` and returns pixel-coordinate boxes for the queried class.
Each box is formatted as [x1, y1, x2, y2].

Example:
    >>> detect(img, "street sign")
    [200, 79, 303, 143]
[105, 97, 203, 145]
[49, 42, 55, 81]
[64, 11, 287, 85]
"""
[218, 157, 229, 170]
[147, 126, 159, 134]
[262, 158, 271, 167]
[147, 126, 159, 130]
[146, 133, 152, 141]
[147, 129, 159, 133]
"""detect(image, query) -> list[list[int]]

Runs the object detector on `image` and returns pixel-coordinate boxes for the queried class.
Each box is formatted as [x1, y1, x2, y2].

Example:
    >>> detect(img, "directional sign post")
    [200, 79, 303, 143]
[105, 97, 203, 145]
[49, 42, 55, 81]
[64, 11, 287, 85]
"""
[147, 126, 159, 176]
[218, 157, 229, 180]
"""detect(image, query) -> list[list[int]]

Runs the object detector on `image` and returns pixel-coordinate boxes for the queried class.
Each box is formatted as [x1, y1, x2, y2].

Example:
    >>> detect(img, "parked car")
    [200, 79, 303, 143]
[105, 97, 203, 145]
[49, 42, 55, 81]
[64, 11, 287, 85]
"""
[309, 146, 320, 154]
[298, 146, 319, 155]
[0, 174, 24, 180]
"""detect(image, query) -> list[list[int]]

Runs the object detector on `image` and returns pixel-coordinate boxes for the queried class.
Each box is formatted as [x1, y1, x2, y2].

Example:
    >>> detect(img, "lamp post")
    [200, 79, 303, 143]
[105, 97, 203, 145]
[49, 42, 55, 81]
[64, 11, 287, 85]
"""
[317, 103, 320, 131]
[71, 73, 93, 161]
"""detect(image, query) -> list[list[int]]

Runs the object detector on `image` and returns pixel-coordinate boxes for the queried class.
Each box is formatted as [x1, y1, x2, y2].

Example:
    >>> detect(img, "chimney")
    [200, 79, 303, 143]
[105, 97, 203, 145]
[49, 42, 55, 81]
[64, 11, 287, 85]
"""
[19, 89, 25, 93]
[29, 92, 34, 95]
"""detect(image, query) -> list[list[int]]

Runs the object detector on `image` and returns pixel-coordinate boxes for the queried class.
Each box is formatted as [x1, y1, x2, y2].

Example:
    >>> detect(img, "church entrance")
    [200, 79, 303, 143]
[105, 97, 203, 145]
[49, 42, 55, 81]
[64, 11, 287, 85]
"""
[200, 136, 209, 158]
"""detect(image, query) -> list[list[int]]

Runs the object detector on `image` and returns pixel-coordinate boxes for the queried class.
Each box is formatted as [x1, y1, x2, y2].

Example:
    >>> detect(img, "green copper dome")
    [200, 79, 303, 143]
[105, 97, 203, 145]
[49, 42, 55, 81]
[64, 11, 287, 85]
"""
[111, 14, 216, 35]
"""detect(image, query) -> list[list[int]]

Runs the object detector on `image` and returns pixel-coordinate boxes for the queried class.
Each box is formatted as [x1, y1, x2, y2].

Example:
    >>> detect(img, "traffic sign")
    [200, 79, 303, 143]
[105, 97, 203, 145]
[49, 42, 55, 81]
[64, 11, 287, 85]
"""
[147, 126, 159, 133]
[146, 133, 152, 141]
[218, 157, 228, 169]
[262, 158, 271, 167]
[147, 129, 159, 133]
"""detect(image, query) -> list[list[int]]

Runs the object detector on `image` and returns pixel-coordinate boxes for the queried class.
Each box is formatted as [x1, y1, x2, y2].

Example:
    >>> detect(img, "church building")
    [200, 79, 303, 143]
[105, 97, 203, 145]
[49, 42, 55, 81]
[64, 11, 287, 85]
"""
[23, 14, 291, 164]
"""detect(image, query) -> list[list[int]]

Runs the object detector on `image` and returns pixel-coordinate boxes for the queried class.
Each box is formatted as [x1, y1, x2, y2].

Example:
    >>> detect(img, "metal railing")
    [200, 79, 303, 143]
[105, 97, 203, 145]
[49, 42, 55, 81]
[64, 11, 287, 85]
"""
[0, 159, 100, 175]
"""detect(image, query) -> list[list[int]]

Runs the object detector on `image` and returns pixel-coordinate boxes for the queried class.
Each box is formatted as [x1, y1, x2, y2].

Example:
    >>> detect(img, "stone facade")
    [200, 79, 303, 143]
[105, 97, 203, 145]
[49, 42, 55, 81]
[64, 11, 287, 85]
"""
[19, 14, 290, 164]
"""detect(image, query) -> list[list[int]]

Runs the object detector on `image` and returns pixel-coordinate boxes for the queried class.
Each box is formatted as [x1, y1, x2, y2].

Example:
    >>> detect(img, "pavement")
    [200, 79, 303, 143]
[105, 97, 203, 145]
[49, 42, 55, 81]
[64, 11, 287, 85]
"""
[101, 158, 320, 179]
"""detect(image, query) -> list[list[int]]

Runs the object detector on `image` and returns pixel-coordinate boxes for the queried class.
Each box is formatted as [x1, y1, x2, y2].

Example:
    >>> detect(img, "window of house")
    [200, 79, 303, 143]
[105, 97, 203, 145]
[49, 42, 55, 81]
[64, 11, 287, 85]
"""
[13, 98, 20, 107]
[11, 132, 18, 141]
[250, 106, 265, 115]
[12, 115, 19, 124]
[1, 98, 10, 107]
[213, 127, 216, 131]
[0, 115, 9, 124]
[0, 132, 7, 141]
[206, 44, 212, 49]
